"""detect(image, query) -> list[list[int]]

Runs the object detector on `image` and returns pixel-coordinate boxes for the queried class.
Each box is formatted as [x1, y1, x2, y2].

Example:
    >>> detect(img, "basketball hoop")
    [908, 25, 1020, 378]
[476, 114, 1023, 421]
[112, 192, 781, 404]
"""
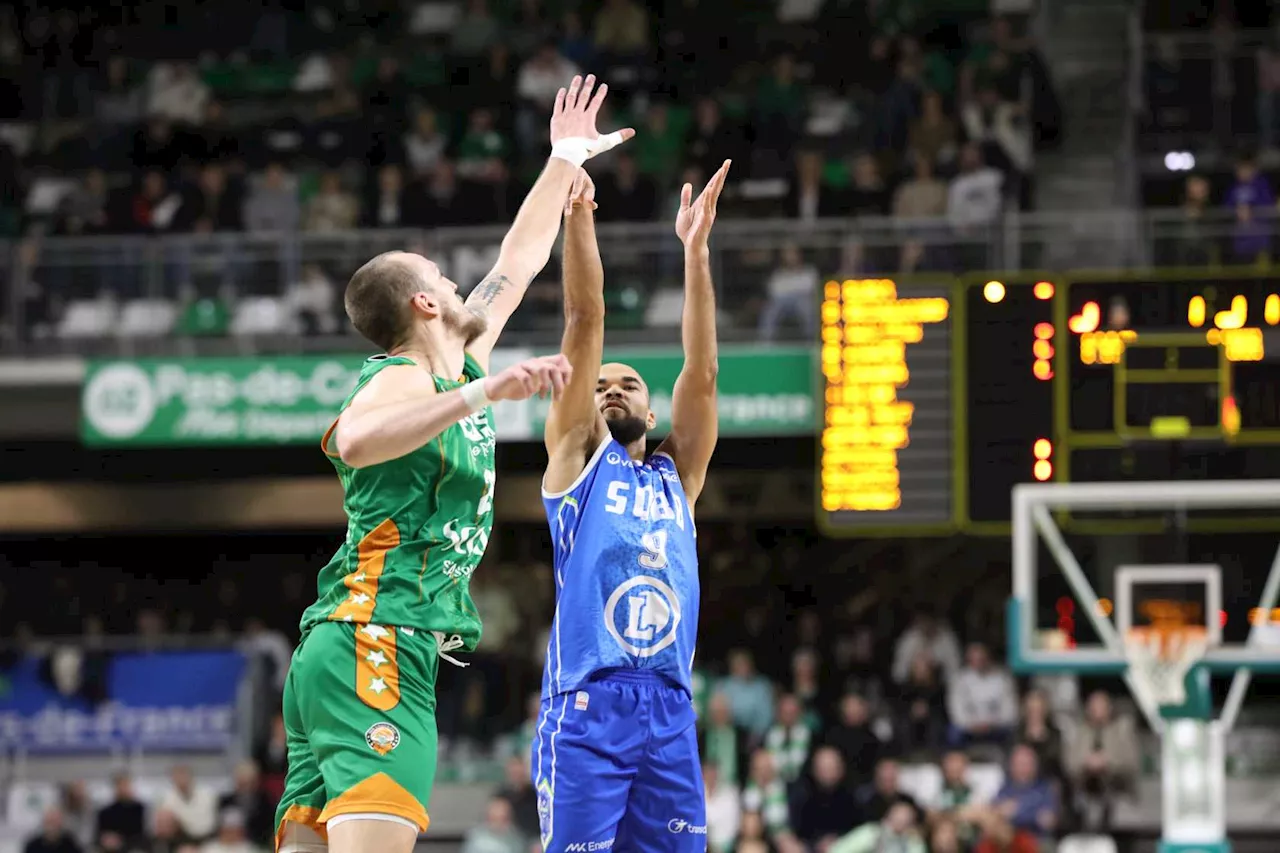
[1124, 626, 1208, 708]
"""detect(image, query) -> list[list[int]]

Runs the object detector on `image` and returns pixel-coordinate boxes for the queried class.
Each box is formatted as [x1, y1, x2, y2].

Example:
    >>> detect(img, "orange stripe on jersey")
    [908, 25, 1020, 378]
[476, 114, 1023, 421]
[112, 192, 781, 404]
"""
[275, 805, 327, 852]
[318, 772, 429, 832]
[320, 418, 342, 459]
[354, 623, 400, 711]
[329, 518, 400, 624]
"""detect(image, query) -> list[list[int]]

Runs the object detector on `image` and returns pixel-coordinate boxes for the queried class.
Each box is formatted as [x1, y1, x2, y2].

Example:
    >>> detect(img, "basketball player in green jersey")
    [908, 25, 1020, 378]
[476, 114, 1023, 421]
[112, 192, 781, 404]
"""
[275, 75, 633, 853]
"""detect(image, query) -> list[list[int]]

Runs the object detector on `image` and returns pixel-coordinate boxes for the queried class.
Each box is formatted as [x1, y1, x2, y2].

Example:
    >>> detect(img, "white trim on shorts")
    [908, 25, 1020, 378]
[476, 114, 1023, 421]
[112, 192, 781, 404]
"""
[325, 813, 420, 832]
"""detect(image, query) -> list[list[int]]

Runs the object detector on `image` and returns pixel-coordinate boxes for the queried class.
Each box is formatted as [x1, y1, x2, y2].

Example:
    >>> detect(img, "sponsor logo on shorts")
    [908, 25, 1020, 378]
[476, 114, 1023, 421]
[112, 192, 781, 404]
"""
[667, 819, 707, 835]
[565, 839, 614, 852]
[364, 722, 400, 755]
[536, 780, 552, 844]
[574, 691, 589, 711]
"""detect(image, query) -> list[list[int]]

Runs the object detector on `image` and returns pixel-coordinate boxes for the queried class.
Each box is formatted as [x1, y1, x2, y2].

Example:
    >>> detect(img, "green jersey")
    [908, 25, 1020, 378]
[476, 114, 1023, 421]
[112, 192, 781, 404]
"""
[300, 353, 496, 651]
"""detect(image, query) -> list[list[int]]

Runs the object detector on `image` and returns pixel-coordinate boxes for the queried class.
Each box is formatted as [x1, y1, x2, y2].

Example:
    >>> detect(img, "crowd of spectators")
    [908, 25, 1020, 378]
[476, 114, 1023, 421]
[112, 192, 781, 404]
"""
[0, 0, 1064, 346]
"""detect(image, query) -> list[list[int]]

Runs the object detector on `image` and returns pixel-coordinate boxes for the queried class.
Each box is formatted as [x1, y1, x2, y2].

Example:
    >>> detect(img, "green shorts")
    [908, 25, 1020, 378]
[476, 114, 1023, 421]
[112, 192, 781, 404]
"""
[274, 622, 442, 847]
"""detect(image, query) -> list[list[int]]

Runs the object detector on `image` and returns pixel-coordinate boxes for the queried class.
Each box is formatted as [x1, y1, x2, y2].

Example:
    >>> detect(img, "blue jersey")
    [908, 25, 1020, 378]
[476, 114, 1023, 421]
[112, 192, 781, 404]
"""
[540, 435, 700, 698]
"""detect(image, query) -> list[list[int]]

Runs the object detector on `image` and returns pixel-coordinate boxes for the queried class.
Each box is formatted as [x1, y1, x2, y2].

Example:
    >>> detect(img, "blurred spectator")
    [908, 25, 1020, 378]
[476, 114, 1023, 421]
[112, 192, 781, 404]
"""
[1225, 151, 1273, 264]
[201, 811, 256, 853]
[891, 609, 962, 684]
[463, 797, 525, 853]
[594, 152, 659, 222]
[181, 164, 244, 232]
[125, 171, 184, 235]
[895, 653, 946, 754]
[1164, 174, 1218, 267]
[158, 766, 218, 843]
[971, 806, 1039, 853]
[559, 12, 595, 67]
[764, 693, 814, 783]
[151, 808, 186, 853]
[517, 41, 580, 112]
[701, 691, 753, 788]
[255, 714, 288, 803]
[688, 98, 746, 179]
[947, 642, 1018, 748]
[1065, 691, 1139, 832]
[740, 750, 793, 842]
[1016, 689, 1064, 783]
[824, 693, 885, 787]
[243, 163, 300, 234]
[361, 164, 418, 229]
[404, 109, 448, 179]
[303, 172, 359, 233]
[95, 56, 145, 126]
[789, 648, 824, 722]
[58, 783, 94, 849]
[217, 761, 273, 847]
[457, 108, 511, 183]
[495, 756, 541, 844]
[789, 150, 850, 221]
[947, 143, 1004, 267]
[633, 101, 685, 182]
[704, 762, 741, 853]
[993, 744, 1059, 840]
[451, 0, 501, 57]
[755, 54, 806, 152]
[24, 808, 81, 853]
[592, 0, 650, 59]
[97, 775, 146, 852]
[961, 85, 1032, 184]
[757, 243, 819, 342]
[147, 63, 209, 125]
[792, 746, 859, 848]
[721, 653, 774, 739]
[909, 91, 959, 171]
[830, 801, 924, 853]
[927, 750, 988, 846]
[854, 759, 922, 825]
[242, 617, 293, 694]
[929, 818, 964, 853]
[57, 169, 110, 235]
[893, 156, 948, 273]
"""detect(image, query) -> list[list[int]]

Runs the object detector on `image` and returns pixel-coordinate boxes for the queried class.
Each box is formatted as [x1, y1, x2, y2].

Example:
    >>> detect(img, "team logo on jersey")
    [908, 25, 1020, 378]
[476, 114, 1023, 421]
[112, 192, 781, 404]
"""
[604, 576, 682, 658]
[365, 722, 401, 755]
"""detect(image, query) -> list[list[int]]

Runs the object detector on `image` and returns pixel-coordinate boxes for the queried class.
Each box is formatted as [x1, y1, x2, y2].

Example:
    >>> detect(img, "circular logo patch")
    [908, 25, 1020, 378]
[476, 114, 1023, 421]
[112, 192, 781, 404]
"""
[604, 576, 681, 658]
[82, 363, 157, 439]
[365, 721, 401, 755]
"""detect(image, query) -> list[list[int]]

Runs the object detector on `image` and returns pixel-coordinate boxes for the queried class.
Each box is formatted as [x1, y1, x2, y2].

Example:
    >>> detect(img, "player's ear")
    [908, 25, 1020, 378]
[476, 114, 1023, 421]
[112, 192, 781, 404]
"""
[645, 409, 657, 431]
[409, 291, 439, 319]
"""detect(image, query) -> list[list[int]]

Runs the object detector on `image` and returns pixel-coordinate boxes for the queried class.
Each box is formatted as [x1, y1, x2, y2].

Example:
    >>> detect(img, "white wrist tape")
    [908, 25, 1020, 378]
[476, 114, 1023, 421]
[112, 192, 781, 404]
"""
[460, 379, 494, 412]
[550, 132, 627, 167]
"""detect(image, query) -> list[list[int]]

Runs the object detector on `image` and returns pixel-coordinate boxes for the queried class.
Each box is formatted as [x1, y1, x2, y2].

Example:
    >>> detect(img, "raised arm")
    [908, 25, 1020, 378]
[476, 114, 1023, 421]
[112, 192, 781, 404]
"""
[465, 75, 634, 369]
[543, 171, 609, 492]
[656, 160, 731, 505]
[330, 355, 572, 469]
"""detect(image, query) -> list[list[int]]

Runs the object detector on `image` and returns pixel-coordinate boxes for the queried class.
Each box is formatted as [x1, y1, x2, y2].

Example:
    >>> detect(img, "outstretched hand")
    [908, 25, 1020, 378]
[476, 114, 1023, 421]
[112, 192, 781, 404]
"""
[675, 159, 731, 249]
[549, 74, 636, 160]
[565, 169, 598, 216]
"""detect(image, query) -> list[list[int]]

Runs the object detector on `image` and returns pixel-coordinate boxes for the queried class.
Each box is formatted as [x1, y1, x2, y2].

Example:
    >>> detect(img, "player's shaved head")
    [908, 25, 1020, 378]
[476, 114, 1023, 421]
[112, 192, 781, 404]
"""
[596, 362, 654, 445]
[344, 251, 424, 351]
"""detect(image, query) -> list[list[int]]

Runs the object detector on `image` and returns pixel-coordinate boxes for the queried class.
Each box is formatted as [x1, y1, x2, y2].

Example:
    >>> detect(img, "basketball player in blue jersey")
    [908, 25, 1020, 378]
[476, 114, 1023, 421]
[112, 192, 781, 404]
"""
[532, 158, 731, 853]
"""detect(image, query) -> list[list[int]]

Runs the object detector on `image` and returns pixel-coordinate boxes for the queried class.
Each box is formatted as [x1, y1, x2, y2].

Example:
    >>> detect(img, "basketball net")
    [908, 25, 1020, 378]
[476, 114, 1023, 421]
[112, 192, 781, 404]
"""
[1123, 626, 1208, 708]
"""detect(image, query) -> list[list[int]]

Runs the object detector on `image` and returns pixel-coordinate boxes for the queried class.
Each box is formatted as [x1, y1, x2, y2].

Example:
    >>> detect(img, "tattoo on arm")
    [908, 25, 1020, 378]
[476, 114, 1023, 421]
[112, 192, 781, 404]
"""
[470, 273, 536, 310]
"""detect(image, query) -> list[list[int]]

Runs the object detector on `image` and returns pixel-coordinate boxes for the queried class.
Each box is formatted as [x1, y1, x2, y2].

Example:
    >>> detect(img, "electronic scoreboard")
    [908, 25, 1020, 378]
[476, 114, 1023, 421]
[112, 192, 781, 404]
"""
[818, 273, 1280, 535]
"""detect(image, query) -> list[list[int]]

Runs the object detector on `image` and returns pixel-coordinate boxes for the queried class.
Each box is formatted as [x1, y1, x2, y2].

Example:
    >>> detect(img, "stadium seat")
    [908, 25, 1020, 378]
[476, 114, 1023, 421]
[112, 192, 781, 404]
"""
[898, 763, 942, 804]
[967, 763, 1005, 803]
[57, 299, 118, 339]
[1058, 834, 1119, 853]
[408, 2, 462, 35]
[230, 297, 292, 336]
[117, 300, 179, 338]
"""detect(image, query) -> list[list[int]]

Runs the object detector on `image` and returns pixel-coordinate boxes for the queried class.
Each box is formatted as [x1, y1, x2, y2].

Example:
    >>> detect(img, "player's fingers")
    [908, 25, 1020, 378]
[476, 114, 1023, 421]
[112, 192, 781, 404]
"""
[553, 87, 566, 117]
[565, 75, 583, 110]
[548, 365, 567, 401]
[616, 127, 636, 142]
[576, 74, 596, 111]
[586, 80, 609, 118]
[680, 183, 692, 211]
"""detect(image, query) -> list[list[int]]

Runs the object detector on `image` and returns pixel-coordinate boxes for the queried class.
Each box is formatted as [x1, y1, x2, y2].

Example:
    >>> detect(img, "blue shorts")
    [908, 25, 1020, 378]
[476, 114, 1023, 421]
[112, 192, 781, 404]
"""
[531, 670, 706, 853]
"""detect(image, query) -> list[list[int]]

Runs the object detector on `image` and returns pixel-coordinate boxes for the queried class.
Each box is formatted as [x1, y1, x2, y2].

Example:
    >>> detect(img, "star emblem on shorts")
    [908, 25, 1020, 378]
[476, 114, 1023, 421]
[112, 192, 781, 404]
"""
[368, 677, 388, 695]
[349, 592, 371, 605]
[353, 572, 366, 583]
[361, 624, 390, 642]
[365, 649, 388, 668]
